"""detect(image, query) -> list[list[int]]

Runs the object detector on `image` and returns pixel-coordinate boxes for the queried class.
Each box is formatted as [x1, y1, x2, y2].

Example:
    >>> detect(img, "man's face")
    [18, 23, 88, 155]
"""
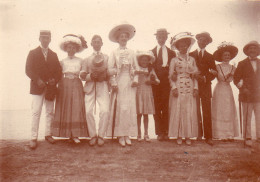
[39, 36, 51, 48]
[91, 37, 103, 52]
[247, 45, 259, 58]
[156, 33, 168, 46]
[197, 37, 208, 49]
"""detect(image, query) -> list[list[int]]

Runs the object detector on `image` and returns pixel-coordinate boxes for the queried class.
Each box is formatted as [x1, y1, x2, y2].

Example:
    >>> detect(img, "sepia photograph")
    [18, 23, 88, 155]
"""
[0, 0, 260, 181]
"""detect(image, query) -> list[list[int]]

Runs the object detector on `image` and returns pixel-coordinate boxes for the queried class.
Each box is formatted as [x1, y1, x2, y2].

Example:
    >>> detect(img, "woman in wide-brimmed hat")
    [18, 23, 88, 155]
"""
[51, 34, 89, 143]
[168, 32, 199, 145]
[211, 41, 239, 140]
[106, 22, 138, 147]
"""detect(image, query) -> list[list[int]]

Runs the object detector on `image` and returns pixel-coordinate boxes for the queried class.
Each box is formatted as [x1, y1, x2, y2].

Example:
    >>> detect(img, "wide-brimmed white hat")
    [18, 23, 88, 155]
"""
[213, 41, 238, 62]
[60, 34, 87, 53]
[243, 40, 260, 56]
[195, 31, 212, 44]
[170, 32, 195, 50]
[136, 50, 155, 66]
[108, 22, 136, 43]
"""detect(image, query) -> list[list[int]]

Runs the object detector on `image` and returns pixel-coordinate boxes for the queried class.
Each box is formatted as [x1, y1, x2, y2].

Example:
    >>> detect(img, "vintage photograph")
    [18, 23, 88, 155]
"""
[1, 0, 260, 181]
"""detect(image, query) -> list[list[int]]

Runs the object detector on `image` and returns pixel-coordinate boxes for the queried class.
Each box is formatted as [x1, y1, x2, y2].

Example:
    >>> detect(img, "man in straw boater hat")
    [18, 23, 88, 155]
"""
[25, 30, 62, 149]
[190, 31, 216, 146]
[80, 35, 110, 146]
[151, 28, 176, 141]
[234, 41, 260, 147]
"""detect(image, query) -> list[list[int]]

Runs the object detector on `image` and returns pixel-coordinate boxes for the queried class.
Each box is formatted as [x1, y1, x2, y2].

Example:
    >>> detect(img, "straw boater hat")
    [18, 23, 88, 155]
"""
[154, 28, 170, 35]
[109, 22, 136, 43]
[60, 34, 88, 53]
[213, 41, 238, 62]
[39, 30, 51, 37]
[170, 32, 195, 50]
[195, 31, 212, 44]
[136, 51, 155, 67]
[243, 40, 260, 56]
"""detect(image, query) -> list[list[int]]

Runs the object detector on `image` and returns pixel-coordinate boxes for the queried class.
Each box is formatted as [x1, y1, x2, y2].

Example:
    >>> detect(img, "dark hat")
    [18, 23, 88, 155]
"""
[40, 30, 51, 37]
[243, 40, 260, 56]
[213, 41, 238, 62]
[195, 31, 212, 44]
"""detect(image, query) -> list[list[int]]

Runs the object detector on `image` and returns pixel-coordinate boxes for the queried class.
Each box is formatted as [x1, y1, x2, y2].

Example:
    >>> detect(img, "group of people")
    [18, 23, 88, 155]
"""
[25, 23, 260, 150]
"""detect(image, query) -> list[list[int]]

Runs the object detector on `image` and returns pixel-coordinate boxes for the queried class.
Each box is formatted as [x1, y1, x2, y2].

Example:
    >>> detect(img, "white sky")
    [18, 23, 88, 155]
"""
[0, 0, 259, 110]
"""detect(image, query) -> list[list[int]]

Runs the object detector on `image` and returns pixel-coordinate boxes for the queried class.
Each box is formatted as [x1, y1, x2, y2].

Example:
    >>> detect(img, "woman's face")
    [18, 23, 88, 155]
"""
[66, 43, 77, 56]
[177, 41, 189, 54]
[139, 56, 150, 68]
[221, 51, 231, 62]
[118, 32, 129, 47]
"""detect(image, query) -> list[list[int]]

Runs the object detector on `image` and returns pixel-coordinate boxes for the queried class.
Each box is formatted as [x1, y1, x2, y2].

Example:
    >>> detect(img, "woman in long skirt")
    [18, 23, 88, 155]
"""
[212, 41, 239, 140]
[168, 32, 199, 145]
[51, 34, 89, 143]
[106, 23, 138, 147]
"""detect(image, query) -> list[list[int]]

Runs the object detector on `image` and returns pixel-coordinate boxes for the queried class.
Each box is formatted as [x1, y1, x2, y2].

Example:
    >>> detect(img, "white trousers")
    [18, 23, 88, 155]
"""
[85, 82, 110, 138]
[31, 92, 54, 140]
[242, 102, 260, 139]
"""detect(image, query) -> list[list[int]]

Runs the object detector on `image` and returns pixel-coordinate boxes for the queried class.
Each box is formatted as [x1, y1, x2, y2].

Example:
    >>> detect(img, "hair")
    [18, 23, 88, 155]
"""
[64, 41, 80, 52]
[91, 35, 102, 43]
[175, 38, 191, 49]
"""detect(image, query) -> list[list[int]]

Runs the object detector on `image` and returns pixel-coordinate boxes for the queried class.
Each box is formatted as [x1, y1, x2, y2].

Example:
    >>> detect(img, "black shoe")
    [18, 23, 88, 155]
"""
[205, 139, 213, 146]
[45, 136, 55, 144]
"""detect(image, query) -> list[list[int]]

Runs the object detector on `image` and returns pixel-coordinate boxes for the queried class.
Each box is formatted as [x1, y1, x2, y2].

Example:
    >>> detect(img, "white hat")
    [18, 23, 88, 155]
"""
[136, 50, 155, 65]
[243, 40, 260, 56]
[170, 32, 195, 50]
[60, 34, 87, 53]
[108, 22, 136, 43]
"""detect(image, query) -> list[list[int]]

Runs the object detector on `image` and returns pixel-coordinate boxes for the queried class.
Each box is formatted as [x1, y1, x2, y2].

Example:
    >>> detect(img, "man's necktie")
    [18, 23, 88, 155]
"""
[198, 50, 203, 61]
[158, 47, 163, 66]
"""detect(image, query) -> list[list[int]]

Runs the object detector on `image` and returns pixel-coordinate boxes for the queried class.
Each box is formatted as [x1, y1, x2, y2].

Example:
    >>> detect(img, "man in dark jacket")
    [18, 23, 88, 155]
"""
[190, 32, 216, 145]
[234, 41, 260, 147]
[25, 30, 62, 149]
[151, 28, 176, 141]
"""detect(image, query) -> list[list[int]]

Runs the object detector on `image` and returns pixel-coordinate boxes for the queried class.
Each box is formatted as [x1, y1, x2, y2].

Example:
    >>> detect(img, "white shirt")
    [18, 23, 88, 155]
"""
[249, 57, 258, 72]
[156, 45, 168, 67]
[197, 48, 205, 57]
[40, 45, 48, 61]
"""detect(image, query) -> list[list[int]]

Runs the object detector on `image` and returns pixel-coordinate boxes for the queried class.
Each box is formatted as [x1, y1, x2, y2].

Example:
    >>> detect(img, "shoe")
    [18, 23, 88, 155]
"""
[97, 137, 105, 146]
[205, 139, 213, 146]
[157, 135, 163, 141]
[197, 136, 203, 141]
[144, 135, 151, 142]
[119, 137, 126, 147]
[185, 138, 191, 146]
[72, 137, 81, 144]
[163, 134, 169, 141]
[125, 136, 132, 146]
[29, 140, 37, 150]
[177, 138, 182, 145]
[45, 136, 55, 144]
[245, 139, 252, 147]
[137, 136, 142, 142]
[89, 137, 97, 146]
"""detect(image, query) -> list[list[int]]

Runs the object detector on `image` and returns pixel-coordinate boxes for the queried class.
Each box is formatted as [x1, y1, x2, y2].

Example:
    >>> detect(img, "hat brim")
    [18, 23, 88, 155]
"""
[243, 42, 260, 56]
[172, 36, 195, 50]
[213, 45, 238, 62]
[109, 24, 136, 43]
[195, 33, 212, 44]
[60, 36, 83, 53]
[136, 52, 155, 64]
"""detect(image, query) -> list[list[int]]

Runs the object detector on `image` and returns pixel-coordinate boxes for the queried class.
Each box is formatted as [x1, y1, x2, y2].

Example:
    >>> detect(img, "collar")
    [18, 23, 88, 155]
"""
[197, 48, 205, 53]
[93, 51, 102, 55]
[68, 55, 75, 59]
[40, 45, 49, 51]
[249, 56, 259, 61]
[157, 44, 166, 49]
[119, 46, 127, 50]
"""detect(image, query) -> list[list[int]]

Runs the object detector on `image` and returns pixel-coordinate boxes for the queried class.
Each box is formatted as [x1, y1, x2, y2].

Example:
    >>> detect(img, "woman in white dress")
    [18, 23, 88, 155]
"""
[168, 32, 199, 145]
[107, 23, 138, 147]
[212, 41, 239, 140]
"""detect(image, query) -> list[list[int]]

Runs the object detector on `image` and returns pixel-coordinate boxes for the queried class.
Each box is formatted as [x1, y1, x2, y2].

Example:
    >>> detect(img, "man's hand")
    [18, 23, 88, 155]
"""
[37, 79, 46, 88]
[48, 78, 55, 86]
[80, 72, 87, 80]
[90, 72, 99, 81]
[172, 88, 178, 97]
[209, 69, 218, 77]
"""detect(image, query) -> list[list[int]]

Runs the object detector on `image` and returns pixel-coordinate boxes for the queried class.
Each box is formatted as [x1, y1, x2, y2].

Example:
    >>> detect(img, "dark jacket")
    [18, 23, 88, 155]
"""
[233, 58, 260, 103]
[25, 46, 62, 97]
[151, 46, 176, 81]
[190, 50, 216, 98]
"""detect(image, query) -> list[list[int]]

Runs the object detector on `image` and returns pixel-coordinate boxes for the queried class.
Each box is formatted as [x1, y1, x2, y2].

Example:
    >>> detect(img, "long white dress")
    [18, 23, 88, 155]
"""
[212, 63, 239, 139]
[106, 47, 138, 137]
[168, 55, 198, 138]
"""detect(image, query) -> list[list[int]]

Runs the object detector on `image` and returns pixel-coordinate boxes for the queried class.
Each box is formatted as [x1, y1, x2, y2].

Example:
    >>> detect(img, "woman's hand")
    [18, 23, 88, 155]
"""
[193, 89, 199, 97]
[172, 88, 178, 97]
[171, 72, 178, 82]
[80, 72, 87, 80]
[48, 78, 56, 86]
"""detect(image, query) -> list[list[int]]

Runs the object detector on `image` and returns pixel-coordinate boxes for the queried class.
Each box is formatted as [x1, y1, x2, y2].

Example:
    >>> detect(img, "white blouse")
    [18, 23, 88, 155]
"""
[61, 56, 83, 75]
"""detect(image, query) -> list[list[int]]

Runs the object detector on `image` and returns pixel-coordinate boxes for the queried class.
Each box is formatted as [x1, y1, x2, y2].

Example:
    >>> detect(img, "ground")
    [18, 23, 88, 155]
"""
[1, 139, 260, 182]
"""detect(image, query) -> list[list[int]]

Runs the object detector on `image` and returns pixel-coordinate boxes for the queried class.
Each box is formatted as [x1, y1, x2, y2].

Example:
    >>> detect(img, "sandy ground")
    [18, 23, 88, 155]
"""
[1, 139, 260, 182]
